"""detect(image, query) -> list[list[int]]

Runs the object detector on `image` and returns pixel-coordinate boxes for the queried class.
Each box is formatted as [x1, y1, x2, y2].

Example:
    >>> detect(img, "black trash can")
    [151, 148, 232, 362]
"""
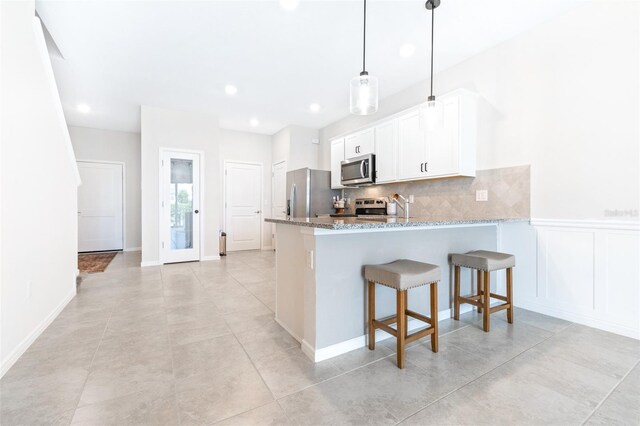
[219, 232, 227, 256]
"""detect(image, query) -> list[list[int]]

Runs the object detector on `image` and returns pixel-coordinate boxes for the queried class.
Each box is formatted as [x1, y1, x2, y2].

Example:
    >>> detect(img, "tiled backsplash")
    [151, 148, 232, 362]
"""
[344, 165, 530, 219]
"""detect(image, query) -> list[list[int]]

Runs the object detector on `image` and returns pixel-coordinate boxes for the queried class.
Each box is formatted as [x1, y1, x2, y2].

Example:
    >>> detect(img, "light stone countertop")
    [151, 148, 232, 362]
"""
[265, 216, 529, 230]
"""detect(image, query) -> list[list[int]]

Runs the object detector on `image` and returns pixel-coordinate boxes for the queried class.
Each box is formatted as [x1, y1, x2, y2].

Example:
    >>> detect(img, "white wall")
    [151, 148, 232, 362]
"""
[320, 1, 639, 222]
[68, 126, 141, 250]
[219, 129, 273, 249]
[272, 125, 319, 172]
[289, 126, 319, 171]
[141, 106, 221, 265]
[1, 1, 80, 376]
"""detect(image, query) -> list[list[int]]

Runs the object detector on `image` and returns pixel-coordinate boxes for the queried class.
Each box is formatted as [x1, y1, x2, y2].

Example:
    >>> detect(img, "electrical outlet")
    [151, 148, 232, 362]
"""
[306, 250, 314, 269]
[476, 190, 488, 202]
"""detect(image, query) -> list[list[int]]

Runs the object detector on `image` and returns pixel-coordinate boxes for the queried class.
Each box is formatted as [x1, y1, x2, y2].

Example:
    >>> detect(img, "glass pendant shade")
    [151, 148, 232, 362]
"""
[350, 73, 378, 115]
[425, 97, 443, 131]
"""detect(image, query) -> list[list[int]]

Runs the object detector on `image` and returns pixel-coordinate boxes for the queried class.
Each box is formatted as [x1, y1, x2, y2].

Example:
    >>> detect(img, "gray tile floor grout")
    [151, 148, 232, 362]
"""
[579, 358, 640, 426]
[1, 250, 638, 426]
[394, 322, 567, 425]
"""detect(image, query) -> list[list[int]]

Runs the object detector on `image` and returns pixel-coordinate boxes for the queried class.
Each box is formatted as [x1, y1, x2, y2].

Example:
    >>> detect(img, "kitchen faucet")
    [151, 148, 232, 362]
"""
[392, 194, 414, 219]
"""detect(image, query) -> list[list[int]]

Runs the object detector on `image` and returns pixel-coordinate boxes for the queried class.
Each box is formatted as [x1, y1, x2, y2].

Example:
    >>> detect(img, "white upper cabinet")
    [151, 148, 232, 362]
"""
[330, 138, 345, 189]
[397, 106, 428, 180]
[374, 120, 398, 183]
[425, 90, 477, 178]
[425, 95, 460, 177]
[345, 128, 374, 159]
[329, 88, 478, 186]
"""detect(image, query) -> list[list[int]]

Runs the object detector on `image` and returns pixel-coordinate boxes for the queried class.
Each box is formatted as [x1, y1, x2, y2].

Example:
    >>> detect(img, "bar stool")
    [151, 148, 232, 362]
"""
[364, 259, 441, 369]
[449, 250, 515, 332]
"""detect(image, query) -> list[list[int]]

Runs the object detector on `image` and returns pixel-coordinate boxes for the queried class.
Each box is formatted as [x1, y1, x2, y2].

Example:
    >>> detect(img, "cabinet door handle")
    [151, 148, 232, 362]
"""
[420, 163, 424, 173]
[425, 162, 428, 173]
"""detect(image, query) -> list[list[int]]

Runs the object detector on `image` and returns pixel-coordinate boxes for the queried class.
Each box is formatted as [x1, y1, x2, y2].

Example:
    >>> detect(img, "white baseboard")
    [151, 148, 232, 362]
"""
[201, 255, 221, 262]
[0, 287, 76, 378]
[124, 247, 141, 252]
[140, 260, 161, 267]
[302, 305, 472, 363]
[515, 300, 640, 340]
[261, 245, 273, 251]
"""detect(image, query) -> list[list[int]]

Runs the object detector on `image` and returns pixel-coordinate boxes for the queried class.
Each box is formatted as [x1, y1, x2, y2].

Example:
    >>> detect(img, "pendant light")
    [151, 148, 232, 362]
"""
[350, 0, 378, 115]
[425, 0, 443, 130]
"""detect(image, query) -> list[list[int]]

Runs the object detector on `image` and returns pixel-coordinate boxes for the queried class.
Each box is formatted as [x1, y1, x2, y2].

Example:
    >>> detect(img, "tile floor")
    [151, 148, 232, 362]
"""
[1, 250, 639, 426]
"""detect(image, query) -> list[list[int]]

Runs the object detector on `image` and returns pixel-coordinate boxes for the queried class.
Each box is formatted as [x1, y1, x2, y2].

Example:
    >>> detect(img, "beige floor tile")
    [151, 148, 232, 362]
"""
[71, 387, 179, 426]
[168, 319, 232, 347]
[586, 362, 640, 425]
[1, 368, 89, 425]
[176, 362, 274, 425]
[253, 347, 341, 398]
[172, 334, 250, 391]
[235, 321, 300, 362]
[78, 353, 174, 406]
[222, 305, 275, 334]
[4, 250, 640, 426]
[215, 401, 290, 426]
[166, 301, 221, 325]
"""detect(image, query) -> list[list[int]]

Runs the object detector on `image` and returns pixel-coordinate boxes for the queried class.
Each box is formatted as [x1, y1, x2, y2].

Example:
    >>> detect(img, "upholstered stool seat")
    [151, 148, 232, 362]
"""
[450, 250, 515, 272]
[365, 260, 441, 290]
[449, 250, 515, 332]
[365, 259, 441, 369]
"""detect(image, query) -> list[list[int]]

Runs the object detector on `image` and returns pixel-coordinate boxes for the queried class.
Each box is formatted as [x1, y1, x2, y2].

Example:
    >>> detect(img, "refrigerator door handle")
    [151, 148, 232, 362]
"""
[289, 184, 296, 217]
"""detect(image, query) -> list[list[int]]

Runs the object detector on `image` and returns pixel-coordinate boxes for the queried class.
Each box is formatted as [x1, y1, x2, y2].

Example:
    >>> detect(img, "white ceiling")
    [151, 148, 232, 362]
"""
[36, 0, 582, 135]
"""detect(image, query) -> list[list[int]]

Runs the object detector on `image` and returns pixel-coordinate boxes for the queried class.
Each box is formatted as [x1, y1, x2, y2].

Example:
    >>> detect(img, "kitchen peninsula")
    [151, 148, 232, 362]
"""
[265, 215, 530, 362]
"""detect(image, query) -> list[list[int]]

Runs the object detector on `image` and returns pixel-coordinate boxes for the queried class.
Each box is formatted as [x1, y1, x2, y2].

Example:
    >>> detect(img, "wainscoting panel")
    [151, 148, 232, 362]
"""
[539, 228, 595, 309]
[604, 231, 640, 327]
[501, 220, 639, 339]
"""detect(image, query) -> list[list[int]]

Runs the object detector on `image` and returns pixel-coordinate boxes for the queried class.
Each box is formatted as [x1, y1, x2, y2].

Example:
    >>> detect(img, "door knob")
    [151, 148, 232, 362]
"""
[194, 209, 199, 214]
[255, 210, 261, 214]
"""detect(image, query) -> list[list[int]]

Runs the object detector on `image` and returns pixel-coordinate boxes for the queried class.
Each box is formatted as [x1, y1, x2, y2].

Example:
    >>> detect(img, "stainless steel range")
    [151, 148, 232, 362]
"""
[354, 198, 387, 217]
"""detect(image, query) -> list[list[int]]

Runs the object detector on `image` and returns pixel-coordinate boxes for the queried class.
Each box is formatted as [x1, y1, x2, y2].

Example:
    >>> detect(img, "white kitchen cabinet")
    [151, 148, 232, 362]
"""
[345, 128, 374, 159]
[328, 88, 478, 187]
[425, 90, 477, 178]
[374, 120, 398, 183]
[330, 138, 345, 189]
[397, 106, 428, 180]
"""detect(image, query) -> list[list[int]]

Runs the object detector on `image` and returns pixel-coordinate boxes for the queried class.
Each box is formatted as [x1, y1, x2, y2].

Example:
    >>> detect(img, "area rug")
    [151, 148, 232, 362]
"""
[78, 251, 118, 273]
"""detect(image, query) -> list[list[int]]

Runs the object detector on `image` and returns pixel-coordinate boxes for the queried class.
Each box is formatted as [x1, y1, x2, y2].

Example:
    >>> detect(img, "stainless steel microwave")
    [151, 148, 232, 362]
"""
[341, 154, 375, 186]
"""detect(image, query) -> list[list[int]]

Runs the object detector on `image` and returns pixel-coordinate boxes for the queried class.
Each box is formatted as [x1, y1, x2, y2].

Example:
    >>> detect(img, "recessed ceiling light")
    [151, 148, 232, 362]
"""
[250, 118, 259, 127]
[309, 103, 321, 113]
[279, 0, 299, 11]
[77, 103, 91, 113]
[224, 84, 238, 96]
[399, 43, 416, 58]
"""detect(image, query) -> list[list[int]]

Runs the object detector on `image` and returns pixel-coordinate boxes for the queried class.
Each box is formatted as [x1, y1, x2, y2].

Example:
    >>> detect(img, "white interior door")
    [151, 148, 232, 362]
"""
[272, 161, 287, 219]
[77, 161, 124, 252]
[225, 162, 262, 251]
[161, 151, 201, 263]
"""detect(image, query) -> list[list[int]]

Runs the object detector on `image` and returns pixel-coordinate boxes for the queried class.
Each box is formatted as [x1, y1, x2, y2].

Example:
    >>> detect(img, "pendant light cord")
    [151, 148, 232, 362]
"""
[429, 1, 435, 97]
[362, 0, 367, 74]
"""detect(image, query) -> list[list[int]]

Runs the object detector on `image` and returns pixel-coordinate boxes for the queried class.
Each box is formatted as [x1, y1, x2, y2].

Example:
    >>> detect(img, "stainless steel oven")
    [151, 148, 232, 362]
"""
[340, 154, 375, 186]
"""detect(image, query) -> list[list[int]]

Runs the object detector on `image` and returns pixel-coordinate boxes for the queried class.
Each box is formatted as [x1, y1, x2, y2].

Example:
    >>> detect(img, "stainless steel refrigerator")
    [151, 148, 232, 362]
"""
[286, 168, 339, 218]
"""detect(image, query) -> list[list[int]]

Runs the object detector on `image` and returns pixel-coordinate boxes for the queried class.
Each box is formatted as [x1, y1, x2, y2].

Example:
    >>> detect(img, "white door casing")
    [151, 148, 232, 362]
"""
[161, 150, 201, 263]
[77, 161, 124, 252]
[225, 161, 262, 251]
